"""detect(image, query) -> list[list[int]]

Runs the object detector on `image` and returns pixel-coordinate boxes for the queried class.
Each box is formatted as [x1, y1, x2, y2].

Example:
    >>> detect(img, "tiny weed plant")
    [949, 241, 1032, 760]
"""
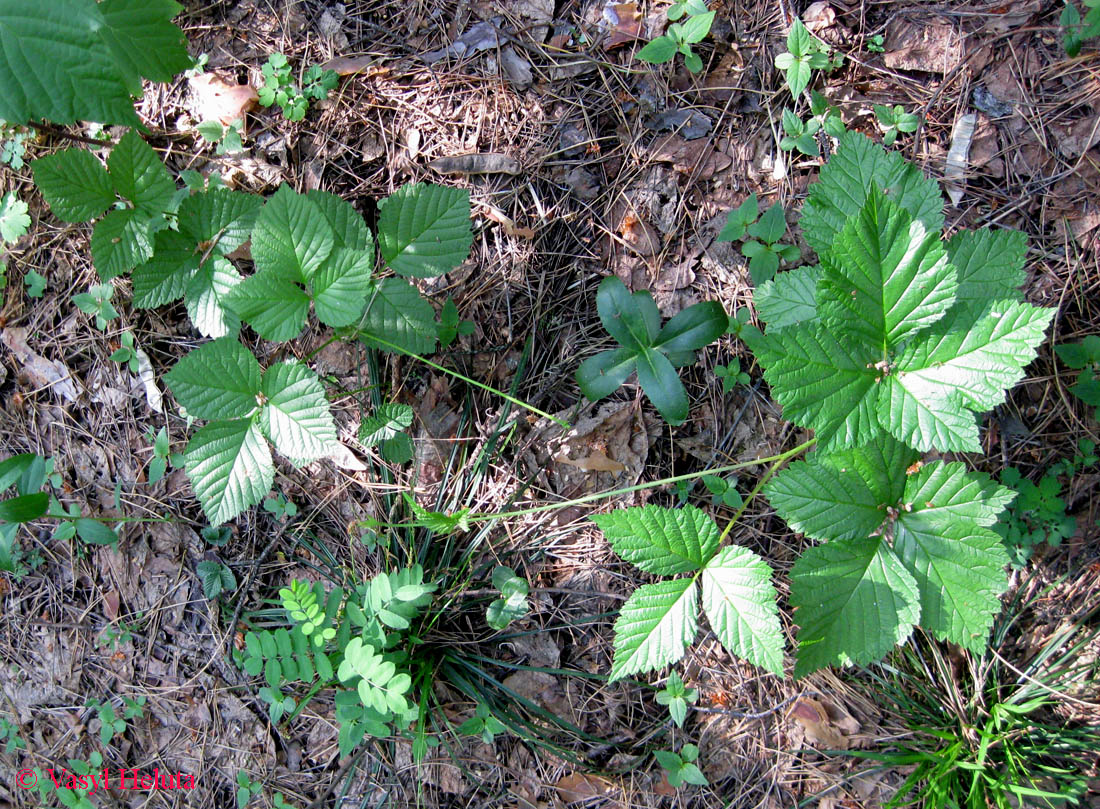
[1062, 0, 1100, 55]
[741, 202, 800, 285]
[655, 670, 698, 727]
[874, 103, 920, 146]
[109, 330, 140, 373]
[779, 107, 820, 156]
[197, 559, 237, 599]
[866, 33, 886, 53]
[196, 118, 245, 154]
[656, 743, 708, 788]
[0, 717, 25, 754]
[636, 0, 714, 73]
[486, 565, 530, 630]
[718, 193, 758, 242]
[258, 53, 338, 121]
[809, 90, 846, 137]
[701, 474, 742, 509]
[358, 403, 416, 465]
[0, 192, 29, 244]
[24, 268, 47, 298]
[457, 702, 508, 743]
[73, 283, 120, 330]
[1055, 335, 1100, 418]
[0, 123, 30, 169]
[88, 699, 126, 744]
[263, 493, 298, 521]
[236, 771, 262, 809]
[575, 276, 727, 425]
[713, 359, 750, 392]
[774, 19, 829, 98]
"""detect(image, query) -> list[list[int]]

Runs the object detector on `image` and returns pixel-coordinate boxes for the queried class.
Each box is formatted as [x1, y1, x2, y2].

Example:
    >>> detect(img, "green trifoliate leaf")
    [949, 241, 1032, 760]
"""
[358, 403, 414, 447]
[377, 182, 473, 278]
[179, 189, 264, 255]
[893, 523, 1008, 651]
[251, 184, 334, 282]
[32, 148, 116, 222]
[700, 546, 784, 675]
[312, 248, 373, 327]
[107, 131, 175, 215]
[819, 186, 957, 348]
[790, 536, 920, 677]
[259, 361, 338, 463]
[164, 337, 261, 421]
[801, 132, 944, 255]
[636, 34, 678, 64]
[0, 1, 140, 126]
[185, 418, 273, 525]
[609, 578, 698, 681]
[886, 300, 1055, 451]
[946, 228, 1027, 309]
[307, 190, 372, 251]
[96, 0, 190, 88]
[185, 255, 242, 339]
[591, 505, 719, 575]
[225, 271, 310, 342]
[359, 277, 437, 355]
[755, 265, 821, 329]
[131, 229, 198, 307]
[91, 208, 155, 280]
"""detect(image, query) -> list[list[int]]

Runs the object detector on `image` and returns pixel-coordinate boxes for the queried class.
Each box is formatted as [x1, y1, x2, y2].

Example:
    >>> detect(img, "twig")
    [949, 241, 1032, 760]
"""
[25, 121, 114, 148]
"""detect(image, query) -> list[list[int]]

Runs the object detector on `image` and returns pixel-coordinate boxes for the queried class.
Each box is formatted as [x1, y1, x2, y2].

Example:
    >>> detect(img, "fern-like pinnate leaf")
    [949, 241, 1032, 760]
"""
[166, 340, 338, 524]
[338, 638, 412, 715]
[594, 505, 783, 680]
[0, 0, 188, 127]
[377, 183, 473, 278]
[766, 440, 1015, 670]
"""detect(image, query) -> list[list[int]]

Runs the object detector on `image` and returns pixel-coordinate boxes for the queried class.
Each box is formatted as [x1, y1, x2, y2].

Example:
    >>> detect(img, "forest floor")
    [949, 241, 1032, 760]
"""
[0, 1, 1098, 807]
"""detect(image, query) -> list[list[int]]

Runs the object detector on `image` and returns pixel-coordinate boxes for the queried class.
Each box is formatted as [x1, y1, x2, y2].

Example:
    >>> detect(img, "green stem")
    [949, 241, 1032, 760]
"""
[717, 437, 815, 545]
[362, 334, 570, 429]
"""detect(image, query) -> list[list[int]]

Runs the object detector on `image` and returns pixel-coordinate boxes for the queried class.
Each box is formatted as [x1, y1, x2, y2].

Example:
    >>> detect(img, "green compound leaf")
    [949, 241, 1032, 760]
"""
[185, 255, 242, 339]
[377, 182, 473, 278]
[893, 523, 1008, 651]
[359, 277, 438, 356]
[790, 536, 920, 677]
[358, 403, 414, 447]
[251, 184, 334, 282]
[131, 230, 198, 307]
[801, 131, 944, 256]
[311, 248, 373, 327]
[307, 190, 372, 251]
[755, 265, 822, 329]
[700, 546, 784, 675]
[0, 1, 140, 126]
[259, 361, 338, 463]
[32, 148, 116, 223]
[225, 271, 310, 342]
[164, 337, 261, 421]
[609, 578, 698, 682]
[106, 130, 175, 215]
[185, 418, 273, 526]
[90, 208, 155, 280]
[887, 300, 1055, 451]
[818, 186, 957, 348]
[591, 504, 719, 575]
[96, 0, 190, 88]
[179, 188, 264, 255]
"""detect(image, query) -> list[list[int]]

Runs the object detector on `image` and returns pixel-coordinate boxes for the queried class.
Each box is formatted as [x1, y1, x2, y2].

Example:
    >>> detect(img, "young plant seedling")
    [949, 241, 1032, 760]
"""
[89, 699, 126, 744]
[1, 125, 29, 169]
[741, 203, 799, 285]
[1055, 335, 1100, 419]
[701, 474, 743, 509]
[866, 33, 886, 53]
[358, 403, 416, 465]
[809, 90, 846, 137]
[0, 192, 29, 244]
[258, 54, 338, 121]
[0, 718, 25, 754]
[656, 743, 708, 788]
[73, 283, 119, 330]
[717, 194, 759, 242]
[576, 276, 727, 425]
[636, 0, 715, 73]
[122, 696, 146, 720]
[23, 269, 46, 298]
[875, 104, 920, 146]
[263, 493, 298, 521]
[486, 565, 530, 630]
[779, 108, 820, 156]
[109, 331, 140, 374]
[1062, 0, 1100, 55]
[236, 771, 262, 809]
[713, 360, 750, 393]
[655, 670, 698, 727]
[196, 118, 245, 154]
[437, 297, 475, 349]
[196, 559, 236, 599]
[774, 19, 829, 98]
[258, 686, 296, 723]
[457, 702, 509, 744]
[144, 426, 179, 485]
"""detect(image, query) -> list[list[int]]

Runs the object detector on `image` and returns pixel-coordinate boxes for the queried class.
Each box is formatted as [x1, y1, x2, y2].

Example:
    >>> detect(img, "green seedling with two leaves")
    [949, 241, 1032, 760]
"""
[656, 743, 708, 788]
[636, 0, 715, 74]
[486, 565, 529, 630]
[258, 54, 338, 121]
[196, 118, 244, 155]
[779, 108, 820, 156]
[576, 276, 727, 425]
[713, 359, 750, 393]
[73, 283, 119, 330]
[655, 670, 698, 727]
[457, 702, 508, 744]
[875, 104, 920, 146]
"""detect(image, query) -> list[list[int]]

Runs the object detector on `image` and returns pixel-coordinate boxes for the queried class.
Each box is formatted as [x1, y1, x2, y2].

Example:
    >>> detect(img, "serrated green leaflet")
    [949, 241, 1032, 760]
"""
[801, 131, 944, 255]
[592, 505, 719, 575]
[131, 230, 199, 307]
[185, 419, 273, 526]
[185, 256, 242, 339]
[818, 186, 957, 348]
[358, 403, 414, 447]
[260, 361, 338, 463]
[226, 271, 311, 342]
[107, 131, 175, 215]
[377, 183, 473, 278]
[32, 149, 116, 223]
[756, 265, 821, 328]
[610, 578, 698, 681]
[700, 546, 784, 675]
[96, 0, 190, 89]
[164, 338, 261, 420]
[91, 209, 155, 280]
[790, 536, 920, 677]
[251, 185, 334, 282]
[179, 189, 264, 254]
[311, 248, 374, 327]
[308, 190, 372, 251]
[947, 228, 1027, 309]
[359, 278, 437, 356]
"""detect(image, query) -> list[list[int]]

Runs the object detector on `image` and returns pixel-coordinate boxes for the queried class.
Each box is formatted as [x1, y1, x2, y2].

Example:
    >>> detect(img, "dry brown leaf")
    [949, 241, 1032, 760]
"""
[189, 74, 257, 127]
[554, 448, 626, 473]
[599, 3, 642, 49]
[555, 772, 612, 804]
[429, 153, 522, 175]
[789, 698, 849, 749]
[2, 326, 80, 402]
[884, 20, 963, 74]
[649, 134, 731, 180]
